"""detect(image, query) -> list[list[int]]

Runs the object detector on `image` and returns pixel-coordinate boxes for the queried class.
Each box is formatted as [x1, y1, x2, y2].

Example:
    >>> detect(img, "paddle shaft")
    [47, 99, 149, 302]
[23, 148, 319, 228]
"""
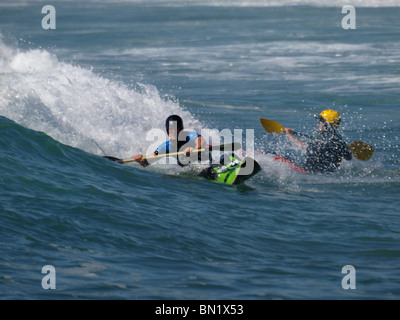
[104, 142, 241, 164]
[126, 148, 205, 163]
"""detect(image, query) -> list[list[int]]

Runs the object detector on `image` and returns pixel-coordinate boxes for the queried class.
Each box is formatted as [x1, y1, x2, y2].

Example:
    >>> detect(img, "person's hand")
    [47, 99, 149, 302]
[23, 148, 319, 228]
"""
[133, 154, 150, 167]
[284, 128, 307, 148]
[184, 147, 193, 157]
[284, 128, 294, 135]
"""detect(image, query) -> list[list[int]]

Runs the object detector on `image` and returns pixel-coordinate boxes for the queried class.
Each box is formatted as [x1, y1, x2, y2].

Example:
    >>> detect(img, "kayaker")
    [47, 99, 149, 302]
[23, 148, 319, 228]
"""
[284, 110, 352, 173]
[133, 114, 207, 167]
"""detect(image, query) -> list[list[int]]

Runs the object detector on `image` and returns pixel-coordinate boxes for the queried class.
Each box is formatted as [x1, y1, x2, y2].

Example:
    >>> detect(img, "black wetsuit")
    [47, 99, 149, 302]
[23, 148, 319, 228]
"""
[302, 127, 352, 173]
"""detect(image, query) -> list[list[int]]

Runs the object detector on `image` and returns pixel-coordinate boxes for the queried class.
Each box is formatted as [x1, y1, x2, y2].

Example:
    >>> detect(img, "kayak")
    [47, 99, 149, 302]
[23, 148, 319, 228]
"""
[104, 150, 261, 185]
[199, 154, 261, 185]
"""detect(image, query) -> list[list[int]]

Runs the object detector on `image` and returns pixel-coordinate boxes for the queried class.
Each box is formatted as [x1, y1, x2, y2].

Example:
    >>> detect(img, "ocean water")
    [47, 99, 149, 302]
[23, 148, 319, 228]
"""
[1, 0, 400, 300]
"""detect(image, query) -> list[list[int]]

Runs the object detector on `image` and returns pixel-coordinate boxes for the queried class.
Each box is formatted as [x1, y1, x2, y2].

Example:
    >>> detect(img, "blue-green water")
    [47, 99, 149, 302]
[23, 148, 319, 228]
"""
[1, 0, 400, 299]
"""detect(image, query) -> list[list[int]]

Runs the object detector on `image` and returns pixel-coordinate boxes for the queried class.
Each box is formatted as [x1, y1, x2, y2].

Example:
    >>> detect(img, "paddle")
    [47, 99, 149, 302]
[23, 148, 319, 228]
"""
[259, 118, 315, 139]
[348, 141, 375, 162]
[104, 142, 241, 164]
[259, 118, 374, 161]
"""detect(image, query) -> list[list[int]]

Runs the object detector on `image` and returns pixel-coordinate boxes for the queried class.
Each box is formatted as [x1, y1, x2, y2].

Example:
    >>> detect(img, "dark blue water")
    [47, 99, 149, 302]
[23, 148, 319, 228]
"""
[1, 1, 400, 299]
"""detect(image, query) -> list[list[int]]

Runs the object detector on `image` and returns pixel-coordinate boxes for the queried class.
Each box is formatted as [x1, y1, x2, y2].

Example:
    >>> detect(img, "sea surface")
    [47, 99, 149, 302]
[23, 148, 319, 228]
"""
[1, 0, 399, 300]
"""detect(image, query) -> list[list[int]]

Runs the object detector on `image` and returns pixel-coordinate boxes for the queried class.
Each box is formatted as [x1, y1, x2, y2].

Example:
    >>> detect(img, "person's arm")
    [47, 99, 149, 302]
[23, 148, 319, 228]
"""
[135, 141, 169, 166]
[195, 135, 205, 149]
[183, 134, 205, 156]
[284, 128, 308, 148]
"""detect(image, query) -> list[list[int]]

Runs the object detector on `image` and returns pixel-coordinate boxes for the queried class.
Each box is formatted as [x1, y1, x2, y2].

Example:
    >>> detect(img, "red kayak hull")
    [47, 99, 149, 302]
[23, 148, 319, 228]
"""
[273, 156, 308, 173]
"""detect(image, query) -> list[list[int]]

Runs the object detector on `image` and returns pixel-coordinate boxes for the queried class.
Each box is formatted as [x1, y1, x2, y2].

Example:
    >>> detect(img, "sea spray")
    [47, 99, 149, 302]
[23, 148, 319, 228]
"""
[0, 36, 200, 158]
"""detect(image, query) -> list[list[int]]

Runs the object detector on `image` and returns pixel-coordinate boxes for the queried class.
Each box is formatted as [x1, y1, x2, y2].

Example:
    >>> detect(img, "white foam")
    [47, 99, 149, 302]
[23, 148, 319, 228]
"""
[0, 38, 200, 158]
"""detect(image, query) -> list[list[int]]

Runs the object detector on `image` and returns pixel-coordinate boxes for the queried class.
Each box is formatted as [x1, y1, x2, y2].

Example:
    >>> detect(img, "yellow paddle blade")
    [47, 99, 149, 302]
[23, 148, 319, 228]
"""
[348, 141, 374, 161]
[259, 118, 285, 134]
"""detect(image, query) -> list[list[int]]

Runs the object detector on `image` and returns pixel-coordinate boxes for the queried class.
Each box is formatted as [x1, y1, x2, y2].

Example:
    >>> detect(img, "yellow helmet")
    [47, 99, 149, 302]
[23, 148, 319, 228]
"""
[315, 110, 341, 128]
